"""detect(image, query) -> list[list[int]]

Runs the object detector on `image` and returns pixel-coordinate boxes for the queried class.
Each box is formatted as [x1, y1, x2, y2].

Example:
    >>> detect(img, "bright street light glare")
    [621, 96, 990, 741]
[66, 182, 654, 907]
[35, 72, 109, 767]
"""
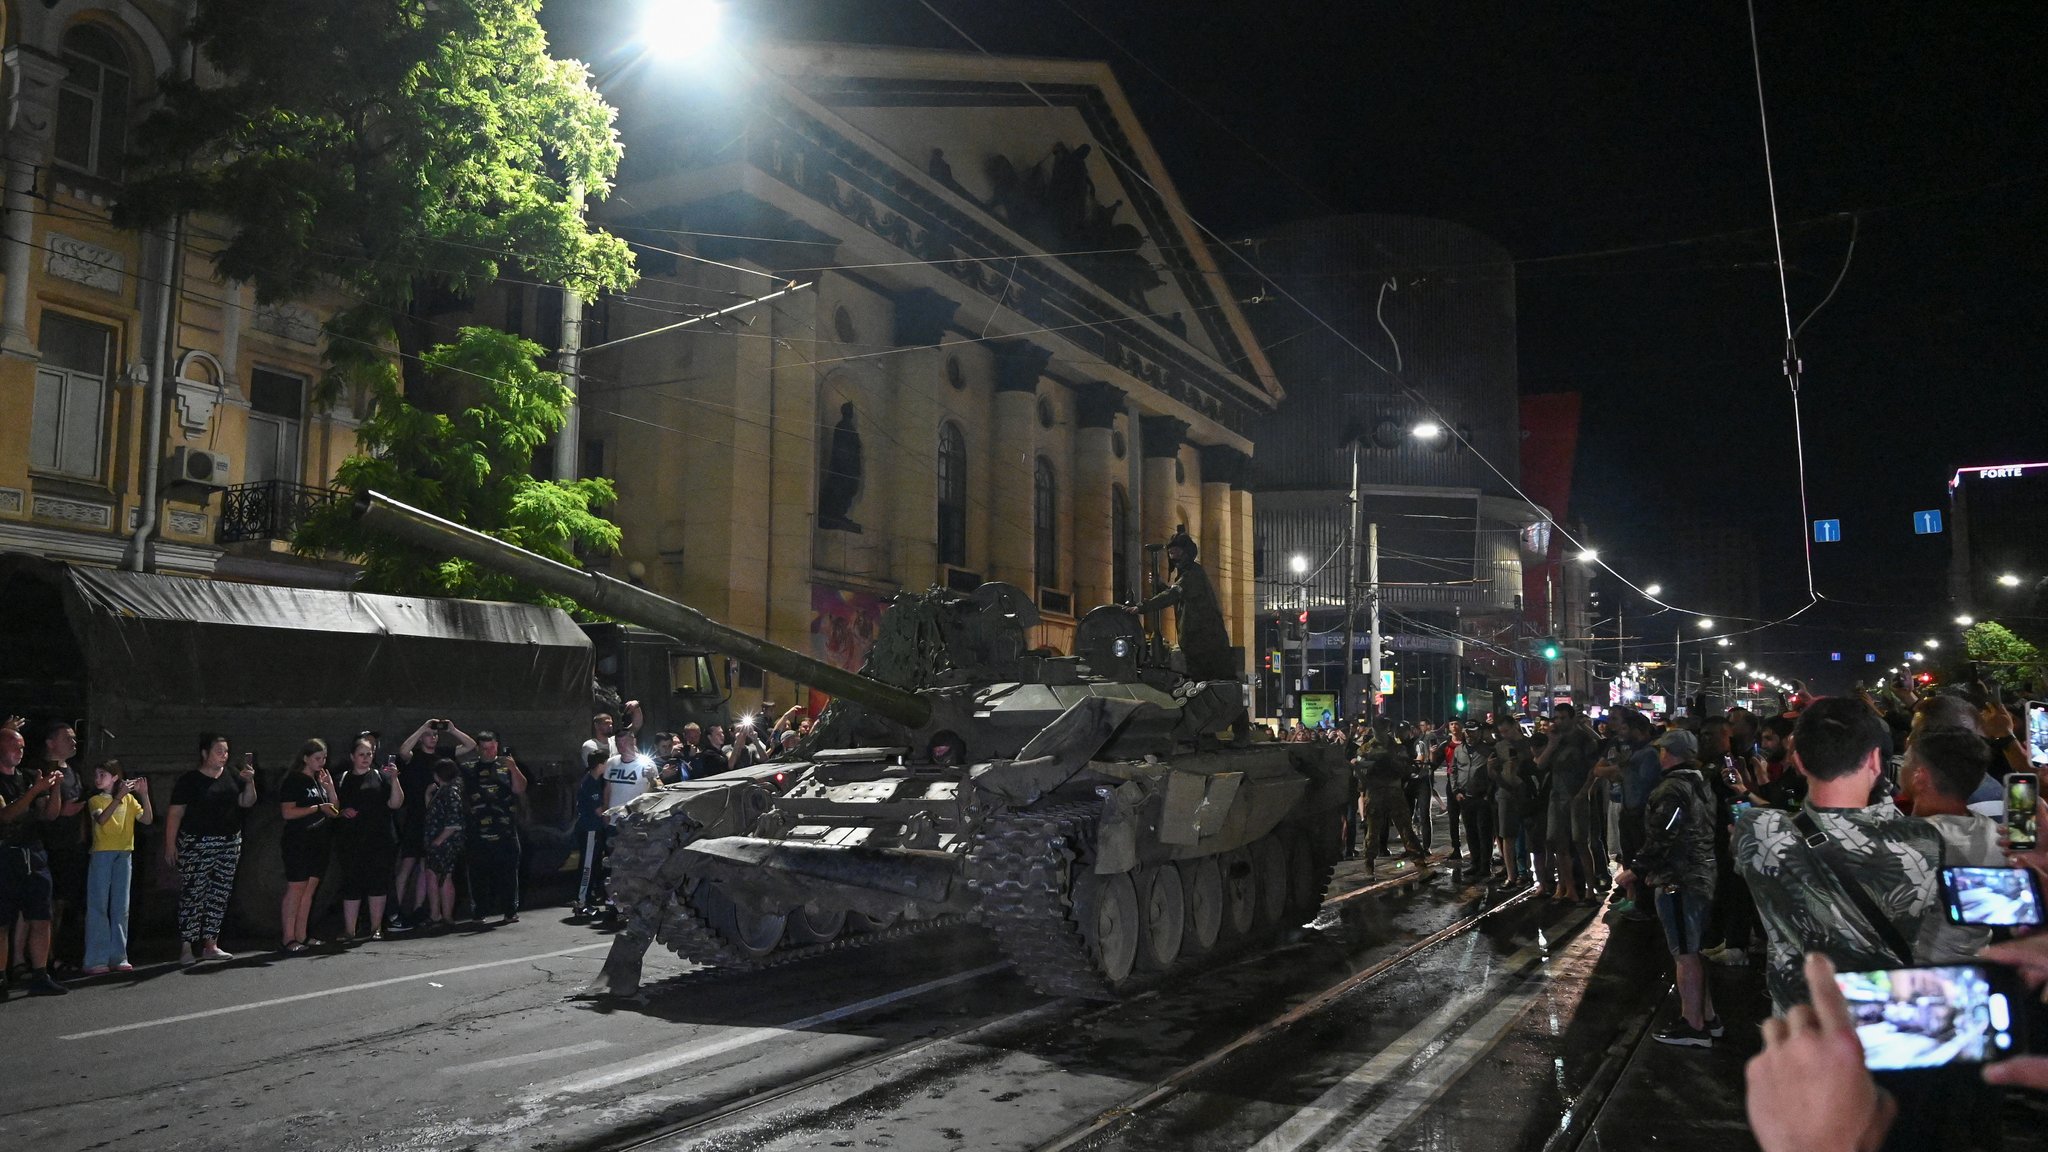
[1716, 638, 1731, 647]
[1735, 661, 1747, 670]
[1289, 554, 1309, 575]
[1911, 653, 1925, 663]
[1696, 619, 1715, 631]
[2000, 573, 2023, 587]
[1955, 615, 1974, 626]
[1643, 583, 1663, 597]
[1577, 548, 1599, 563]
[1411, 421, 1442, 440]
[1925, 639, 1940, 649]
[640, 0, 723, 58]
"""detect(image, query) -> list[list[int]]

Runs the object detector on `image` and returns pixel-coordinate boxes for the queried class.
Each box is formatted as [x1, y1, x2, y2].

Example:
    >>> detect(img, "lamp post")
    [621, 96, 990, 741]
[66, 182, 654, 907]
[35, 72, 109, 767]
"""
[1291, 553, 1310, 722]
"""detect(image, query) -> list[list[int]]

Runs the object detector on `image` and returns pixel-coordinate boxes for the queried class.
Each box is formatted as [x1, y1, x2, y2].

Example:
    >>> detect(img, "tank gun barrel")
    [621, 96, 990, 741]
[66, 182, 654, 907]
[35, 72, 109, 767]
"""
[352, 491, 933, 729]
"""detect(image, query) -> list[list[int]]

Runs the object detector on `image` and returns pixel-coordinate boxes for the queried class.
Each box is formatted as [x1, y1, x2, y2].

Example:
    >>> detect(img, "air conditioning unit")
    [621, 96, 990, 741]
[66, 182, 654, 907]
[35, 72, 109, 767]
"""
[169, 446, 231, 489]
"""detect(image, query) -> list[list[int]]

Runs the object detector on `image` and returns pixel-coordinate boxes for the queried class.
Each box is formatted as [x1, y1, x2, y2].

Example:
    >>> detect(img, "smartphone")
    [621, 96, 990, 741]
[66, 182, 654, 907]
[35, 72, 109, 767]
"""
[1942, 866, 2044, 927]
[1833, 963, 2025, 1070]
[2008, 773, 2040, 851]
[2027, 702, 2048, 768]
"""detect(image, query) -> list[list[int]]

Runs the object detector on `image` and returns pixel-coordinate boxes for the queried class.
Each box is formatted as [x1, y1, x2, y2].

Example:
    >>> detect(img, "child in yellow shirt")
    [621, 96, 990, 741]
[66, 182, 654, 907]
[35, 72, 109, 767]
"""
[85, 760, 152, 973]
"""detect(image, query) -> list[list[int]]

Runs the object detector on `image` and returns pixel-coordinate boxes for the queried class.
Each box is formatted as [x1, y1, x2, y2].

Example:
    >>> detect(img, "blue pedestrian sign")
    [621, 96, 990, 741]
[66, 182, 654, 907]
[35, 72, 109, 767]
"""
[1865, 654, 1877, 663]
[1813, 519, 1842, 543]
[1913, 510, 1944, 535]
[1831, 652, 1842, 662]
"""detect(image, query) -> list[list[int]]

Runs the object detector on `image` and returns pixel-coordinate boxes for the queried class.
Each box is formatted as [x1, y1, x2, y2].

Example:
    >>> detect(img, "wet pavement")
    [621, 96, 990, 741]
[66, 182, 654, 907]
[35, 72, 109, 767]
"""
[10, 831, 2034, 1152]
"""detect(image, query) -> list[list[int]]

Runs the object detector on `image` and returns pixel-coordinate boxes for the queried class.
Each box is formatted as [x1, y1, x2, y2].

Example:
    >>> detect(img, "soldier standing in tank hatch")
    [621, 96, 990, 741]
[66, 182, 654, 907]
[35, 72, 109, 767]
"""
[1125, 529, 1235, 682]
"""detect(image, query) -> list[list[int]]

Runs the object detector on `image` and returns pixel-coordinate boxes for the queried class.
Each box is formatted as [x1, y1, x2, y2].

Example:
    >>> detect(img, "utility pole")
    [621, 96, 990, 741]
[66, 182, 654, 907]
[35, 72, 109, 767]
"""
[551, 179, 588, 481]
[1367, 521, 1382, 720]
[1673, 627, 1683, 711]
[1343, 440, 1361, 722]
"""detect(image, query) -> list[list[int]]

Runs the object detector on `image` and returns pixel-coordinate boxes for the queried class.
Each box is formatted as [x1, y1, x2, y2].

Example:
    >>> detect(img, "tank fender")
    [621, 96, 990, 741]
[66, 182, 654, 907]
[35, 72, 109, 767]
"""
[971, 693, 1157, 806]
[1157, 769, 1245, 845]
[1092, 780, 1147, 874]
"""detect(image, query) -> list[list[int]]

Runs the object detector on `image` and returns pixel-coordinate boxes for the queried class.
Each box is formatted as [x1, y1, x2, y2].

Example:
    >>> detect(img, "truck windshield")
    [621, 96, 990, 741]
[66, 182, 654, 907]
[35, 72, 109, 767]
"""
[669, 651, 718, 696]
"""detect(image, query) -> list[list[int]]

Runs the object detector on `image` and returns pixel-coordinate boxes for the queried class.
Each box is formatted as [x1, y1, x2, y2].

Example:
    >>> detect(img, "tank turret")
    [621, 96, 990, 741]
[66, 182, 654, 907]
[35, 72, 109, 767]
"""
[353, 490, 1351, 1000]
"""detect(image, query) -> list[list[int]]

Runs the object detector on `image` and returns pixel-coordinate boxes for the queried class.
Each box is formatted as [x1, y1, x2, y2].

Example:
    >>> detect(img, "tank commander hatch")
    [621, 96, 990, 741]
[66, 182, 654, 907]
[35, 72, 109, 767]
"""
[1124, 529, 1235, 682]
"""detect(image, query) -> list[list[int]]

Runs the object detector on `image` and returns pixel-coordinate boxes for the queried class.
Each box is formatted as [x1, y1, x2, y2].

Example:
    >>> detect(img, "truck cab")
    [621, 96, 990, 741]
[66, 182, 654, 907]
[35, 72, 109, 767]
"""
[582, 622, 731, 738]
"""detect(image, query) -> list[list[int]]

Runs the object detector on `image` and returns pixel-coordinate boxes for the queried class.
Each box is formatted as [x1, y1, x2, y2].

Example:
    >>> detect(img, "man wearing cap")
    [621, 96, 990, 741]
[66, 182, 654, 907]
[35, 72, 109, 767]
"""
[1126, 529, 1234, 682]
[1615, 727, 1721, 1048]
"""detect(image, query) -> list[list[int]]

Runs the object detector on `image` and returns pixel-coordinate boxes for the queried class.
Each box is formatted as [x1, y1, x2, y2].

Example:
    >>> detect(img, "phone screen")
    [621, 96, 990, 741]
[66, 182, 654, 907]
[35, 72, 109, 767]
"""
[2009, 773, 2040, 851]
[1834, 964, 2018, 1070]
[1943, 866, 2044, 926]
[2027, 702, 2048, 768]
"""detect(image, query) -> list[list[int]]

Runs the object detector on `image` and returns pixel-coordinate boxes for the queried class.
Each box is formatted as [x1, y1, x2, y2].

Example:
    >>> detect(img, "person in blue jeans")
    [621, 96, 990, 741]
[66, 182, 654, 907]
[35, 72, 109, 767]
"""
[84, 760, 152, 973]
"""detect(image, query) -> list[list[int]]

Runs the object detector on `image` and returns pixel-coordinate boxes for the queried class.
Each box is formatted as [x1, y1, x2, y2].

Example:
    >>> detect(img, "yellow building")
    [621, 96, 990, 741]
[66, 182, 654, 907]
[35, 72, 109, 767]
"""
[0, 1, 352, 586]
[556, 44, 1282, 716]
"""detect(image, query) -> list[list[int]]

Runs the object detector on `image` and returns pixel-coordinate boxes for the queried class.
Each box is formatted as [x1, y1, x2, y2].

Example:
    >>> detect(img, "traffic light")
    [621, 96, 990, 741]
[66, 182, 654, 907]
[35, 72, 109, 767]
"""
[1526, 636, 1561, 660]
[1454, 692, 1467, 713]
[1298, 609, 1308, 624]
[1541, 643, 1560, 660]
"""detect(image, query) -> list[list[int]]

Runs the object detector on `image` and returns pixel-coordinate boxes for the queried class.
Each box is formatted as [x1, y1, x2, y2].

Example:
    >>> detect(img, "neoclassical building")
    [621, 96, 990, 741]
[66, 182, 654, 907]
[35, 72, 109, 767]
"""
[0, 2, 354, 585]
[556, 43, 1280, 715]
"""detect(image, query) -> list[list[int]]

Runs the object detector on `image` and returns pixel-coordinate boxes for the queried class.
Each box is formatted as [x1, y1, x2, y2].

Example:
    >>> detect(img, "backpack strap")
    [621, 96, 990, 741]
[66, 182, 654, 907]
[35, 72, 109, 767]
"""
[1791, 808, 1916, 968]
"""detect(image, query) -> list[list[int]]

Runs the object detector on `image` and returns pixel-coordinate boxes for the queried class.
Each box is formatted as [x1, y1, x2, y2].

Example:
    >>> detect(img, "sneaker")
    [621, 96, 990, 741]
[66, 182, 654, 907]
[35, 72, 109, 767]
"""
[114, 962, 134, 972]
[386, 914, 412, 933]
[178, 945, 198, 966]
[27, 972, 68, 997]
[1705, 1015, 1727, 1039]
[1653, 1021, 1713, 1048]
[83, 965, 110, 976]
[199, 946, 235, 962]
[1610, 897, 1638, 916]
[500, 912, 520, 924]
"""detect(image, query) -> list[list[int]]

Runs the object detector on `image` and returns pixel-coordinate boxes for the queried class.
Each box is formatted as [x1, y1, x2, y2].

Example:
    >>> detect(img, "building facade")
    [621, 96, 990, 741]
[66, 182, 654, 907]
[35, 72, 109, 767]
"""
[552, 44, 1278, 716]
[0, 1, 354, 586]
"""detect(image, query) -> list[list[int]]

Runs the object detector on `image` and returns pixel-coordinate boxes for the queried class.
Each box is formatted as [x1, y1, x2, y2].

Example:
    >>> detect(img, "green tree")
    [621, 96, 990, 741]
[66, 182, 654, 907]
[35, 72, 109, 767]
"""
[293, 328, 618, 606]
[116, 0, 635, 396]
[1963, 621, 2045, 694]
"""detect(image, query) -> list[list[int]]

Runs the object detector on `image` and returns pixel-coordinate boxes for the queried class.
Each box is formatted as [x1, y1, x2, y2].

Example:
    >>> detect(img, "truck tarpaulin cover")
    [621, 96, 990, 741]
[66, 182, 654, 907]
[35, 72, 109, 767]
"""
[1, 555, 591, 773]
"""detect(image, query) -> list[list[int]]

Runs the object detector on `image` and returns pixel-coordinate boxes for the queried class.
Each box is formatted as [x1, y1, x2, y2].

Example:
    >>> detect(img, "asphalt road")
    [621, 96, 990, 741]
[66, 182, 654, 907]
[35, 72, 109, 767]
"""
[3, 843, 1704, 1152]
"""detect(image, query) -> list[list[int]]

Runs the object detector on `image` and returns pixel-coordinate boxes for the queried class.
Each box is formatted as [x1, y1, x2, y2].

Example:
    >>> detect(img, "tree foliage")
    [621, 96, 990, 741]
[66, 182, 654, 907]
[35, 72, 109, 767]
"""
[117, 0, 636, 396]
[1963, 621, 2045, 694]
[294, 328, 619, 607]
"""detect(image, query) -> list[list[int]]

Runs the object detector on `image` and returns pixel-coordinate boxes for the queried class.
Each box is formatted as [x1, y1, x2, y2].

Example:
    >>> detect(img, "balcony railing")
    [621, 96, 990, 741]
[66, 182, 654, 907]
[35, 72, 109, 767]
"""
[217, 480, 345, 545]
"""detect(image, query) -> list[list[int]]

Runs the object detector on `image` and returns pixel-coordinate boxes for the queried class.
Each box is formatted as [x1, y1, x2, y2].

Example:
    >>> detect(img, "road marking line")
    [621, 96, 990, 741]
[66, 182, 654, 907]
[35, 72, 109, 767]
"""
[538, 961, 1012, 1097]
[445, 1039, 615, 1074]
[1249, 909, 1597, 1152]
[59, 943, 612, 1041]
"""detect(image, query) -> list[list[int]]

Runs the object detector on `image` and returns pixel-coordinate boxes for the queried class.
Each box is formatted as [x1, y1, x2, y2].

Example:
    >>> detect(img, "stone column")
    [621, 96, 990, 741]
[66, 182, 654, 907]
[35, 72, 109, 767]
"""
[986, 341, 1048, 590]
[1070, 382, 1125, 613]
[1200, 444, 1249, 675]
[1, 47, 65, 357]
[1233, 485, 1258, 682]
[889, 290, 959, 587]
[1139, 414, 1188, 641]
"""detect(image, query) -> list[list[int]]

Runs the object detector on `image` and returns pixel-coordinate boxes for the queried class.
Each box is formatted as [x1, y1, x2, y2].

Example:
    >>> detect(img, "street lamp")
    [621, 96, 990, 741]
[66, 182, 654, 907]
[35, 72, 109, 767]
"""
[1735, 661, 1747, 670]
[1925, 639, 1940, 649]
[1716, 637, 1731, 647]
[2000, 573, 2023, 587]
[1576, 548, 1599, 563]
[1411, 421, 1442, 440]
[640, 0, 724, 58]
[1288, 554, 1310, 720]
[1697, 618, 1715, 631]
[1955, 615, 1975, 626]
[1289, 554, 1309, 576]
[1644, 583, 1663, 597]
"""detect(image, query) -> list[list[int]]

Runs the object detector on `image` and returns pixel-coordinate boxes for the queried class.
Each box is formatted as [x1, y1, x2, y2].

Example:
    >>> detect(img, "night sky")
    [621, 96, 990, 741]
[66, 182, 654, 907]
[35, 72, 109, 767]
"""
[557, 2, 2048, 691]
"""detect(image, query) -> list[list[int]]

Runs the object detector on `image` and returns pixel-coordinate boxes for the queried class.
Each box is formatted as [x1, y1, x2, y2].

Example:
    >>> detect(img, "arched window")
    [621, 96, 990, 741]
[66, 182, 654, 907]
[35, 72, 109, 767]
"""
[55, 25, 132, 180]
[1111, 484, 1132, 603]
[936, 421, 967, 567]
[1034, 456, 1057, 589]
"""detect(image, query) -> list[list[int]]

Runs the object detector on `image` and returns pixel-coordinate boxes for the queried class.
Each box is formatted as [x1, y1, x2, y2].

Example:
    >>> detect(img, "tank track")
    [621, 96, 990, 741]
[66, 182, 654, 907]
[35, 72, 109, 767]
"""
[649, 886, 971, 970]
[966, 801, 1116, 1000]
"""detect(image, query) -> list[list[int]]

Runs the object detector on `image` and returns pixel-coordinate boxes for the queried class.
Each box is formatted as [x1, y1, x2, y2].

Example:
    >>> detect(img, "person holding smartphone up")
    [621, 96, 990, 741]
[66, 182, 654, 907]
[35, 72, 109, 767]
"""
[162, 734, 259, 964]
[334, 737, 405, 942]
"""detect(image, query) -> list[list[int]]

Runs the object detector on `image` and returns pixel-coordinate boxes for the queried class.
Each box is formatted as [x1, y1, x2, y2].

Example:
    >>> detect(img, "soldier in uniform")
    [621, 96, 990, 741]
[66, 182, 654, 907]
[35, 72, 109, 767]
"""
[1358, 723, 1424, 871]
[1126, 529, 1235, 682]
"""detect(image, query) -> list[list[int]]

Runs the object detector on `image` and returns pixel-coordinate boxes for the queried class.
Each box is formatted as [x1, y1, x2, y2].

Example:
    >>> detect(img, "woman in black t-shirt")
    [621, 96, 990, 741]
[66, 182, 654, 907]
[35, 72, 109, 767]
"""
[334, 737, 405, 942]
[163, 733, 259, 963]
[277, 739, 338, 953]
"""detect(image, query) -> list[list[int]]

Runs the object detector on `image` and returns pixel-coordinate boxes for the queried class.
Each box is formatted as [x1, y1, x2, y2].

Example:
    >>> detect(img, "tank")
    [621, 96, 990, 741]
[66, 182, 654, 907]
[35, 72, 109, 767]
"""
[354, 491, 1353, 999]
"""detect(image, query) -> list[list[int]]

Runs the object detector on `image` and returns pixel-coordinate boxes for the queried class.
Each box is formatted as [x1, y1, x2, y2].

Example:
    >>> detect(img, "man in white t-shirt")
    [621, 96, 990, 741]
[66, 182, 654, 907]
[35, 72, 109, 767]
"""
[581, 701, 644, 764]
[601, 729, 659, 824]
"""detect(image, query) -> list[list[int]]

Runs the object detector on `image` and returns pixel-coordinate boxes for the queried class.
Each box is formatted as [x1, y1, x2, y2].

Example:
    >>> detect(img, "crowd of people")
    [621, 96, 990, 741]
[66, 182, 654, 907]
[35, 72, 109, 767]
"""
[0, 699, 822, 999]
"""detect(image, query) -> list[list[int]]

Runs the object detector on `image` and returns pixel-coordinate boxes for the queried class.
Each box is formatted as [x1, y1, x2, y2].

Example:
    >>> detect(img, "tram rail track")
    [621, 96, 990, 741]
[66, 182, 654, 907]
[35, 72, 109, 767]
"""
[584, 857, 1490, 1152]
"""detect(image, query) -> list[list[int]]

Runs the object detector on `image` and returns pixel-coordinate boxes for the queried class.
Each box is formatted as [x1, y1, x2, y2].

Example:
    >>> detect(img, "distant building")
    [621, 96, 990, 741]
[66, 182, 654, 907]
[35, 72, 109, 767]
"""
[1950, 461, 2048, 620]
[1239, 215, 1542, 722]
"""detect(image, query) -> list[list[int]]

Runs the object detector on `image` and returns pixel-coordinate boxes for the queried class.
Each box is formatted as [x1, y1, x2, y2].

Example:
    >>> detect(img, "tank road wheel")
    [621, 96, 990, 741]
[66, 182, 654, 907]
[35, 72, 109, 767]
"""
[698, 885, 786, 959]
[1075, 870, 1141, 986]
[1177, 857, 1224, 958]
[1133, 865, 1186, 972]
[1284, 830, 1323, 923]
[1251, 836, 1291, 934]
[784, 906, 848, 945]
[846, 910, 900, 934]
[1218, 846, 1258, 944]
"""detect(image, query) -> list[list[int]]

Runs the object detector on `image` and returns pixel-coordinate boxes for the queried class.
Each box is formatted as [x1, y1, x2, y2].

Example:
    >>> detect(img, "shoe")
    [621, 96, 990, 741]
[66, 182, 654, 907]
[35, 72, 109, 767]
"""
[1610, 897, 1638, 916]
[178, 945, 198, 966]
[500, 912, 520, 924]
[84, 965, 110, 976]
[27, 972, 68, 996]
[371, 929, 385, 942]
[1653, 1021, 1713, 1048]
[304, 938, 327, 948]
[282, 942, 307, 955]
[386, 914, 412, 933]
[1705, 1015, 1727, 1039]
[114, 962, 133, 973]
[199, 946, 235, 962]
